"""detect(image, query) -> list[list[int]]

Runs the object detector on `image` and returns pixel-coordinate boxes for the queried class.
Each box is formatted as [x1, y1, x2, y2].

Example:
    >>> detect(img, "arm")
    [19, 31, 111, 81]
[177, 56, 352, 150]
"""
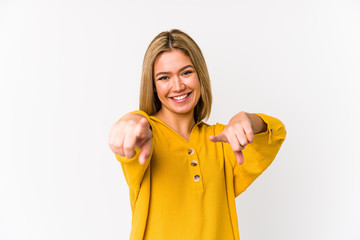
[219, 112, 287, 197]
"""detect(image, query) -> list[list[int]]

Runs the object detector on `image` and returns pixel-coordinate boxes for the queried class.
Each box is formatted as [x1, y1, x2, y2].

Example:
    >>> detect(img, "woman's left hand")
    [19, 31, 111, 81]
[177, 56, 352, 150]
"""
[209, 111, 256, 165]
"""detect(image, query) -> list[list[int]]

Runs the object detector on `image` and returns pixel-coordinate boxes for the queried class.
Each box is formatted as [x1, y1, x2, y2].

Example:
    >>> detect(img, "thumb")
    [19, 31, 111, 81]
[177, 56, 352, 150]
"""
[138, 138, 152, 165]
[136, 117, 151, 139]
[209, 132, 228, 143]
[139, 117, 149, 126]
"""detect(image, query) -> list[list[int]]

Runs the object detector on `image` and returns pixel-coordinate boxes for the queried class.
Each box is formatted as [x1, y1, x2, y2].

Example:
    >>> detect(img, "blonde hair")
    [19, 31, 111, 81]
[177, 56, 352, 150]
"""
[139, 29, 212, 122]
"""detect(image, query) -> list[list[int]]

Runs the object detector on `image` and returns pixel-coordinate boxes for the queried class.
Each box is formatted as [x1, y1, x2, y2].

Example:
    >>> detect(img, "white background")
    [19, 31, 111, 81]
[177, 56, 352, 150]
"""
[1, 0, 359, 239]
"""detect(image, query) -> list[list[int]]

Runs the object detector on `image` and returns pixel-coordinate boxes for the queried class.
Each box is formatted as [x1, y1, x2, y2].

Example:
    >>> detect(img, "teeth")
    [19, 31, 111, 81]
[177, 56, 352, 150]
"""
[172, 93, 188, 100]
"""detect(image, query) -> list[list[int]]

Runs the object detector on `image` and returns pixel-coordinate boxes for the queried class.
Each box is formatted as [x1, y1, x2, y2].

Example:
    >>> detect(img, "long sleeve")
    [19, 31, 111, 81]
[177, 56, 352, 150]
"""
[223, 113, 287, 197]
[114, 112, 154, 240]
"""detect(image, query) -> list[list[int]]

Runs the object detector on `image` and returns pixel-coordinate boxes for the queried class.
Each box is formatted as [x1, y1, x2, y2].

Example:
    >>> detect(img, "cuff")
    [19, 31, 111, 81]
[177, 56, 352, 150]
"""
[253, 113, 287, 145]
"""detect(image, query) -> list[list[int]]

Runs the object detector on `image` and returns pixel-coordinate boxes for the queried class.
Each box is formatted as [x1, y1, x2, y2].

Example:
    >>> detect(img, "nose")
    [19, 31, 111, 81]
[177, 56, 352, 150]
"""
[171, 75, 186, 92]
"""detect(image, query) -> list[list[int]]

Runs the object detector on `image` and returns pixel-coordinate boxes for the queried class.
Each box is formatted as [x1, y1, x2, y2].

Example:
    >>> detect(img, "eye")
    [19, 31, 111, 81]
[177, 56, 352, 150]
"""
[182, 70, 192, 76]
[158, 76, 168, 80]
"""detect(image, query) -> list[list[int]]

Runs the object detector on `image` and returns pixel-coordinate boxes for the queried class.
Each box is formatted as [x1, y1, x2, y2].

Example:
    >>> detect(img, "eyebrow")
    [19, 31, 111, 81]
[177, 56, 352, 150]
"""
[155, 65, 194, 78]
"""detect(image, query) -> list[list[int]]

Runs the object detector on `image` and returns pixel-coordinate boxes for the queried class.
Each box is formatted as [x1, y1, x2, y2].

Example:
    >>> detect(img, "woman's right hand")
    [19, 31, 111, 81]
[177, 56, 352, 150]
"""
[109, 113, 153, 165]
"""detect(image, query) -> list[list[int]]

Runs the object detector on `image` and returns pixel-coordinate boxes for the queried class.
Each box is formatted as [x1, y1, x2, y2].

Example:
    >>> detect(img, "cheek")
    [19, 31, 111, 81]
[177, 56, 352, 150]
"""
[154, 84, 167, 98]
[192, 78, 201, 93]
[186, 75, 200, 89]
[194, 79, 202, 101]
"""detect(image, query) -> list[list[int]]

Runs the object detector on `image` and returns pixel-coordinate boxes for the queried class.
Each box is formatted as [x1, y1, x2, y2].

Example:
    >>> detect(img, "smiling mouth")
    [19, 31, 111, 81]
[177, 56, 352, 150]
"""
[171, 93, 189, 100]
[170, 92, 191, 101]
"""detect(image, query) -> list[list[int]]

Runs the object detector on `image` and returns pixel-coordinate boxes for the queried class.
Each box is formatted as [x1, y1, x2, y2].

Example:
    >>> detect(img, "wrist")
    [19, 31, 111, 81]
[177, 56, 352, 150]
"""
[247, 113, 267, 134]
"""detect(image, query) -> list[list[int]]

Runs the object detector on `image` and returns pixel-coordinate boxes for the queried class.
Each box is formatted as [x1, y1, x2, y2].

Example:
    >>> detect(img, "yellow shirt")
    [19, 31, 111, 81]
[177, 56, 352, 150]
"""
[115, 110, 287, 240]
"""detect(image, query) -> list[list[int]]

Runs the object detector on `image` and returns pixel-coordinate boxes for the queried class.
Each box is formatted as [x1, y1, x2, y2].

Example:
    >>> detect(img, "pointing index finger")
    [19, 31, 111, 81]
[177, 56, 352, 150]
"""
[235, 151, 244, 165]
[209, 133, 228, 143]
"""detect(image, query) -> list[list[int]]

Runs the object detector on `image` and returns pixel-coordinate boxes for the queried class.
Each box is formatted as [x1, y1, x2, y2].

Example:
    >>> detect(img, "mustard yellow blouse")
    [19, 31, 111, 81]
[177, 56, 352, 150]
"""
[115, 110, 287, 240]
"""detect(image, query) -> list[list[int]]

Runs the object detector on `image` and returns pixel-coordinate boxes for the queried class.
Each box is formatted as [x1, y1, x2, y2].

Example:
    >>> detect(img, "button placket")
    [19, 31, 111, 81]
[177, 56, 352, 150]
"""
[187, 147, 203, 186]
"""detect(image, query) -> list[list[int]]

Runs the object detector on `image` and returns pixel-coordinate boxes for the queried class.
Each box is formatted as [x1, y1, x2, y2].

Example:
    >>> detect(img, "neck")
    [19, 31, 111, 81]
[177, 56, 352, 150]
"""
[154, 109, 196, 141]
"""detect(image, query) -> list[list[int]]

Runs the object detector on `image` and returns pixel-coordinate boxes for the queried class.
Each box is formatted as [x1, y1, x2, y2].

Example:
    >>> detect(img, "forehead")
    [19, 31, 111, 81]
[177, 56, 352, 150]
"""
[154, 49, 193, 72]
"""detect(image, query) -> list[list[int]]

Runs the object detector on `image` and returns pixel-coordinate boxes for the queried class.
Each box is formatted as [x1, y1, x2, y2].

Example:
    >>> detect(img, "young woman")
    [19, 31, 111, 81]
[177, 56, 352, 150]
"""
[108, 29, 287, 240]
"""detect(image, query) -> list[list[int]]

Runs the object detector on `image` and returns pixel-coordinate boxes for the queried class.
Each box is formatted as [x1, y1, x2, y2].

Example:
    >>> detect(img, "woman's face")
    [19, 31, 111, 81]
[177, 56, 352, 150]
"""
[153, 49, 201, 118]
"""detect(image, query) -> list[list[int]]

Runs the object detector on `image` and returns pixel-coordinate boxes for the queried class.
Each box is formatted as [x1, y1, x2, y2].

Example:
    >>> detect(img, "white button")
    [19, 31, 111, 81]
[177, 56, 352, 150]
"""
[193, 175, 200, 182]
[191, 160, 198, 166]
[188, 148, 195, 155]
